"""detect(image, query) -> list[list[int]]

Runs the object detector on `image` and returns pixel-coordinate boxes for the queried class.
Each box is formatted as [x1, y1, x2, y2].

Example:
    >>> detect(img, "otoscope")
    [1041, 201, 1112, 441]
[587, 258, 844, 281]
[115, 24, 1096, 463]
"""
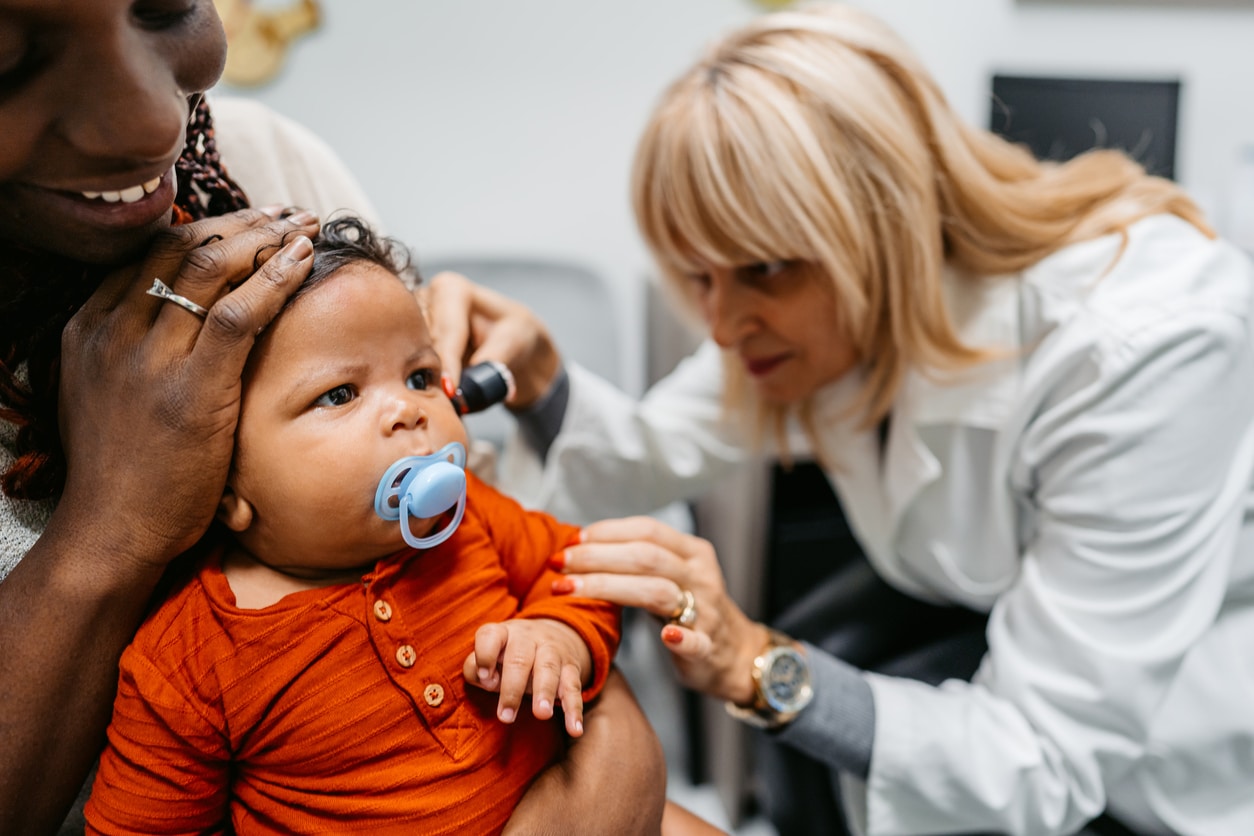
[372, 362, 514, 551]
[446, 361, 516, 416]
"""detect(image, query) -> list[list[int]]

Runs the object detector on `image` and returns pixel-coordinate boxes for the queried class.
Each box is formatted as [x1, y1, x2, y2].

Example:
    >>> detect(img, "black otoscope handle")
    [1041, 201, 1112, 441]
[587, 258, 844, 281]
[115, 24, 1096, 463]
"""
[451, 361, 515, 416]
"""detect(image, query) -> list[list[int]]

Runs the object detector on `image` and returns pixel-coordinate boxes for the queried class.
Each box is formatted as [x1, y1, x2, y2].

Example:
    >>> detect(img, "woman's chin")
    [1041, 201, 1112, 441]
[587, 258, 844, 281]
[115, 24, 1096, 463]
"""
[752, 378, 811, 407]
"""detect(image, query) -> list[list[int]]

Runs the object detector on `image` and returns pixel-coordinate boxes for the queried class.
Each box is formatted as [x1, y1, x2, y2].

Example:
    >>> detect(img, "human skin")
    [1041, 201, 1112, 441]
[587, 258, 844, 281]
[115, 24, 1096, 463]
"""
[684, 259, 856, 405]
[0, 2, 665, 831]
[555, 258, 858, 704]
[0, 3, 327, 831]
[221, 263, 591, 732]
[426, 257, 857, 711]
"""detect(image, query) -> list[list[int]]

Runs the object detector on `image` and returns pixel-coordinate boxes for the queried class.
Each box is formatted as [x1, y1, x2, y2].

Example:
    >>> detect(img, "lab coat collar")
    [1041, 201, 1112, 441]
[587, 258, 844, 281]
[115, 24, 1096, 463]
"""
[902, 267, 1022, 428]
[809, 268, 1022, 571]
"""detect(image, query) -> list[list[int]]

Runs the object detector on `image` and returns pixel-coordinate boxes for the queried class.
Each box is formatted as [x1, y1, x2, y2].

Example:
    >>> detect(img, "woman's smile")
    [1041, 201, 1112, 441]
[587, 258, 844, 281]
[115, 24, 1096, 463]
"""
[19, 167, 177, 233]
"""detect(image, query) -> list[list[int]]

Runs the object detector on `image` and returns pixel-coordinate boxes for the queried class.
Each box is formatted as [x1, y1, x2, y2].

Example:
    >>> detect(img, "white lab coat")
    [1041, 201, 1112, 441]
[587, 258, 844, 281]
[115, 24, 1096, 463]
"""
[501, 215, 1254, 835]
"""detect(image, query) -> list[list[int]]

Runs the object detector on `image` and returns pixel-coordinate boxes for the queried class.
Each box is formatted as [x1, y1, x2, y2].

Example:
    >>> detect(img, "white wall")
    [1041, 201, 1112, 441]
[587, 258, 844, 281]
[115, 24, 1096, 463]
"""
[226, 0, 1254, 393]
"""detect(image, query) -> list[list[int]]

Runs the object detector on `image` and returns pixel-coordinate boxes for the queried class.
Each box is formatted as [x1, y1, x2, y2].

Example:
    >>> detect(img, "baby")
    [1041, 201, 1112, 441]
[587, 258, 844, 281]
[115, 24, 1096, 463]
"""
[85, 217, 621, 835]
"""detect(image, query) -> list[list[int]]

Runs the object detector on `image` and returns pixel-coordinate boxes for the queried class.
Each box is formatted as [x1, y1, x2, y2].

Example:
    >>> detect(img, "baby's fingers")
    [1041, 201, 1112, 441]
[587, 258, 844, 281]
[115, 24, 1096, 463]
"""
[529, 644, 563, 722]
[472, 623, 509, 691]
[496, 638, 537, 724]
[558, 664, 585, 737]
[462, 651, 498, 692]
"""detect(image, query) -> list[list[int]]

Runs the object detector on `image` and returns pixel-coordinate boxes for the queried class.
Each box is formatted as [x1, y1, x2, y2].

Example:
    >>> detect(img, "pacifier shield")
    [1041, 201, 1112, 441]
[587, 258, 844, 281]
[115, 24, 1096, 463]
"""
[374, 442, 467, 549]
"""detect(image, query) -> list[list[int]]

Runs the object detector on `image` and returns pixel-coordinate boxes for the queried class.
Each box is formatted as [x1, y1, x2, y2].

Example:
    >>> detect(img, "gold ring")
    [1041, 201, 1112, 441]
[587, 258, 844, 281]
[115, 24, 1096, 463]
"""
[669, 588, 697, 628]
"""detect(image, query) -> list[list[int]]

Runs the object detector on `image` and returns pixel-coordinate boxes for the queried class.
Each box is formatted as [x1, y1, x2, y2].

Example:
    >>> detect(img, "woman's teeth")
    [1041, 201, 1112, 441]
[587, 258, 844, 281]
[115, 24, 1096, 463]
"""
[80, 177, 162, 204]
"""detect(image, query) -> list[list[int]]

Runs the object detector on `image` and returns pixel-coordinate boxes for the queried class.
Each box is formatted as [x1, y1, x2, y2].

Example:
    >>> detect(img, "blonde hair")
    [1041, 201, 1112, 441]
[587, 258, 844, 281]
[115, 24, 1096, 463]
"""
[631, 2, 1210, 448]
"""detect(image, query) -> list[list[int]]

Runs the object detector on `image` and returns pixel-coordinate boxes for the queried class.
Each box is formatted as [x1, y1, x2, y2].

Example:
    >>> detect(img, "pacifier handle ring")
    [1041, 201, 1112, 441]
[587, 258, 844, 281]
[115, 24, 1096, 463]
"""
[400, 490, 467, 550]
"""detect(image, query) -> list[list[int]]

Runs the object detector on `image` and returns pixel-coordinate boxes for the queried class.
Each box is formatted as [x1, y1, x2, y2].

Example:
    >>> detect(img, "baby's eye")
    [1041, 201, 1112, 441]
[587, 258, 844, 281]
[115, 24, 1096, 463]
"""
[314, 385, 355, 407]
[407, 369, 437, 391]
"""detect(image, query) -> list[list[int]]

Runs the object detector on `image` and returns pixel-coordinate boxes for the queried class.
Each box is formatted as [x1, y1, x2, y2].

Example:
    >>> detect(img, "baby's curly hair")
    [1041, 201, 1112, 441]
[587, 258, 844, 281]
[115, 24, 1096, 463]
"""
[288, 215, 418, 308]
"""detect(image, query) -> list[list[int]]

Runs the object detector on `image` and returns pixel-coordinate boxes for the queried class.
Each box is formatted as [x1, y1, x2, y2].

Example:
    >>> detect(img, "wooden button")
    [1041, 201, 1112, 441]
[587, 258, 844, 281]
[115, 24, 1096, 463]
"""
[395, 644, 416, 668]
[373, 600, 393, 622]
[423, 683, 445, 707]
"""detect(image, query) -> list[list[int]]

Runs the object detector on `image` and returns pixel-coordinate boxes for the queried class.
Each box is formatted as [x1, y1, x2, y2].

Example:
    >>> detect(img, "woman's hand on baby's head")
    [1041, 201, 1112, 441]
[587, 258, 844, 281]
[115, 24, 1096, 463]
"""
[462, 619, 591, 737]
[55, 207, 320, 570]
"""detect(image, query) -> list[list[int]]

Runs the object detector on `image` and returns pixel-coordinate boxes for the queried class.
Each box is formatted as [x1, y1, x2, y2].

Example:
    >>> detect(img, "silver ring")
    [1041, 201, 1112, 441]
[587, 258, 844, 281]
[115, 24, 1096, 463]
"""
[146, 278, 209, 319]
[669, 588, 697, 628]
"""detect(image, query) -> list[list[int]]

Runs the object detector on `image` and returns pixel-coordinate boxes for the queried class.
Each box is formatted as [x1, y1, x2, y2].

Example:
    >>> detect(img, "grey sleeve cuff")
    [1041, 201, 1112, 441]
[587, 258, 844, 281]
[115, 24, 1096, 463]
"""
[775, 642, 875, 779]
[509, 364, 570, 462]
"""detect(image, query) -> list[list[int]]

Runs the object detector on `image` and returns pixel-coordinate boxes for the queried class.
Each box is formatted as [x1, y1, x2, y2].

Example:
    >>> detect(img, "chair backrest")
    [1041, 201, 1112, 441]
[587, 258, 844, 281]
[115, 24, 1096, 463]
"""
[421, 256, 620, 446]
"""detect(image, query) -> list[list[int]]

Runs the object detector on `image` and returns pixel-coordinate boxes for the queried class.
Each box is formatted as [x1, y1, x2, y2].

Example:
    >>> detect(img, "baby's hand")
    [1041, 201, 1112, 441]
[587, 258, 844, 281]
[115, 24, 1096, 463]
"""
[463, 618, 592, 737]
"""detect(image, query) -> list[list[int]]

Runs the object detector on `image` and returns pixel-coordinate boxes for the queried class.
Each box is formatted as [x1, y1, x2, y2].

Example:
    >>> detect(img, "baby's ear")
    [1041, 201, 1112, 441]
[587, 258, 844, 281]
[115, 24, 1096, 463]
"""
[217, 486, 255, 533]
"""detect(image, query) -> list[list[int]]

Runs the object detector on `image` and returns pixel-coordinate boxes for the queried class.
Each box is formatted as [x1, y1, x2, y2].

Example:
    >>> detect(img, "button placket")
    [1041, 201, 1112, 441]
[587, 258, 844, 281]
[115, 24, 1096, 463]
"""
[364, 575, 458, 741]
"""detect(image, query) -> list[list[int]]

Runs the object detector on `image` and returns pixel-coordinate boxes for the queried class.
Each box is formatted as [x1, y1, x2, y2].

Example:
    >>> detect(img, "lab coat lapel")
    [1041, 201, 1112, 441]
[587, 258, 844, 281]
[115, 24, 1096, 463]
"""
[881, 383, 943, 545]
[880, 272, 1023, 547]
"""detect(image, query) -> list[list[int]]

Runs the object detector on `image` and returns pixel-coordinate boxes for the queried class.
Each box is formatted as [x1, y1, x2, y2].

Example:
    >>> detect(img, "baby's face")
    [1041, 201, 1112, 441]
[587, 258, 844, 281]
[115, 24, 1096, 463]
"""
[224, 262, 468, 572]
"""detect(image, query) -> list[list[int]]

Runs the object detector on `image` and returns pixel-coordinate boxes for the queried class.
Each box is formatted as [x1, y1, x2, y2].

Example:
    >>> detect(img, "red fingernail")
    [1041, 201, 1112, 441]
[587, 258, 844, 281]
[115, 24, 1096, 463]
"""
[661, 625, 684, 644]
[548, 552, 566, 571]
[552, 577, 576, 594]
[441, 374, 457, 399]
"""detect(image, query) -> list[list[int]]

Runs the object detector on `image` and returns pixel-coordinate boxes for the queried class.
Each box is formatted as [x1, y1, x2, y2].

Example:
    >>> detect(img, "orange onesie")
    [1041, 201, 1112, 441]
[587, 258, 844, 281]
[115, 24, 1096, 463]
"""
[86, 473, 620, 835]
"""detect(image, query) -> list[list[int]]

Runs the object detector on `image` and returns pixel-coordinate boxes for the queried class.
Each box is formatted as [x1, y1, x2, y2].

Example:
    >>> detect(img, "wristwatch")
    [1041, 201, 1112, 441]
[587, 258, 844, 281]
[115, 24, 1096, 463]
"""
[724, 629, 813, 730]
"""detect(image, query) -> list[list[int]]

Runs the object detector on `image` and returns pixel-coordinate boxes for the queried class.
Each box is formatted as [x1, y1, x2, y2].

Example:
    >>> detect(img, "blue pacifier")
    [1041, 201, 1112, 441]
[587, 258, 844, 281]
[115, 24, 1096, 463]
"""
[373, 441, 467, 549]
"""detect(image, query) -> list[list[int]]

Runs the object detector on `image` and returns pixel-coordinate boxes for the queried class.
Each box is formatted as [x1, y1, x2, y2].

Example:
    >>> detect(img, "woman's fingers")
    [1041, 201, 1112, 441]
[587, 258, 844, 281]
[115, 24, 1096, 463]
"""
[555, 571, 688, 620]
[421, 271, 476, 384]
[553, 516, 766, 703]
[580, 515, 701, 556]
[423, 272, 521, 379]
[83, 207, 289, 314]
[189, 235, 314, 369]
[565, 529, 695, 577]
[144, 214, 320, 334]
[660, 624, 715, 660]
[420, 270, 560, 407]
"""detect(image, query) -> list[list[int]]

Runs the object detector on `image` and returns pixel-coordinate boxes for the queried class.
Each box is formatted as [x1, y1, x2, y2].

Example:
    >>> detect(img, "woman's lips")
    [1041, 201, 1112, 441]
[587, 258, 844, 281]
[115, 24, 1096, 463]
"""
[743, 353, 789, 377]
[30, 168, 177, 231]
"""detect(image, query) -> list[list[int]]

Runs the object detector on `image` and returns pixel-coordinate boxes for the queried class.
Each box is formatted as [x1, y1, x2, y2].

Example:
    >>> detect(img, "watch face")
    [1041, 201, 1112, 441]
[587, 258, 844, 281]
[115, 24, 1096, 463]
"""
[763, 648, 812, 713]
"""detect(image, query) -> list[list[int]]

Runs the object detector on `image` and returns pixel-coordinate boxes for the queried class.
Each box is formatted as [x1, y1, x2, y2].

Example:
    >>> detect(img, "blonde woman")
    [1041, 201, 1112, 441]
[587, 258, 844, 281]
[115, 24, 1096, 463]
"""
[427, 4, 1254, 834]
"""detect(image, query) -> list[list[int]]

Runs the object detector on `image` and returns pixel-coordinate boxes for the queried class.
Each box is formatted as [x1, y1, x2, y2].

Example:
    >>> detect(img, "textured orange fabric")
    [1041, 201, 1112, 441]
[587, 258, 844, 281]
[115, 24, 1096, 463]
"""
[85, 473, 620, 835]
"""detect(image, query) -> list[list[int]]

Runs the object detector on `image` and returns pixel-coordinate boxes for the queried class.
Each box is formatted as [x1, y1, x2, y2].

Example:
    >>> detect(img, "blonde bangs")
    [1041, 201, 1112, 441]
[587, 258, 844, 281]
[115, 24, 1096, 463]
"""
[631, 3, 1208, 460]
[633, 63, 868, 320]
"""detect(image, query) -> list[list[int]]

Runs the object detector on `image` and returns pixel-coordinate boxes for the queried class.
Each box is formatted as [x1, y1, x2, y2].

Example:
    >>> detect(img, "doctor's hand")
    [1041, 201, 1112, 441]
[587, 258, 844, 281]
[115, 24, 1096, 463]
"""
[420, 270, 561, 409]
[553, 516, 770, 707]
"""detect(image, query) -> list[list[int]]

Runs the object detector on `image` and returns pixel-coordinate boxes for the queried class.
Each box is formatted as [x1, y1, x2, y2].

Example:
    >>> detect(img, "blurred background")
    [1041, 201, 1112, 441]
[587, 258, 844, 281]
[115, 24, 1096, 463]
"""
[212, 1, 1254, 831]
